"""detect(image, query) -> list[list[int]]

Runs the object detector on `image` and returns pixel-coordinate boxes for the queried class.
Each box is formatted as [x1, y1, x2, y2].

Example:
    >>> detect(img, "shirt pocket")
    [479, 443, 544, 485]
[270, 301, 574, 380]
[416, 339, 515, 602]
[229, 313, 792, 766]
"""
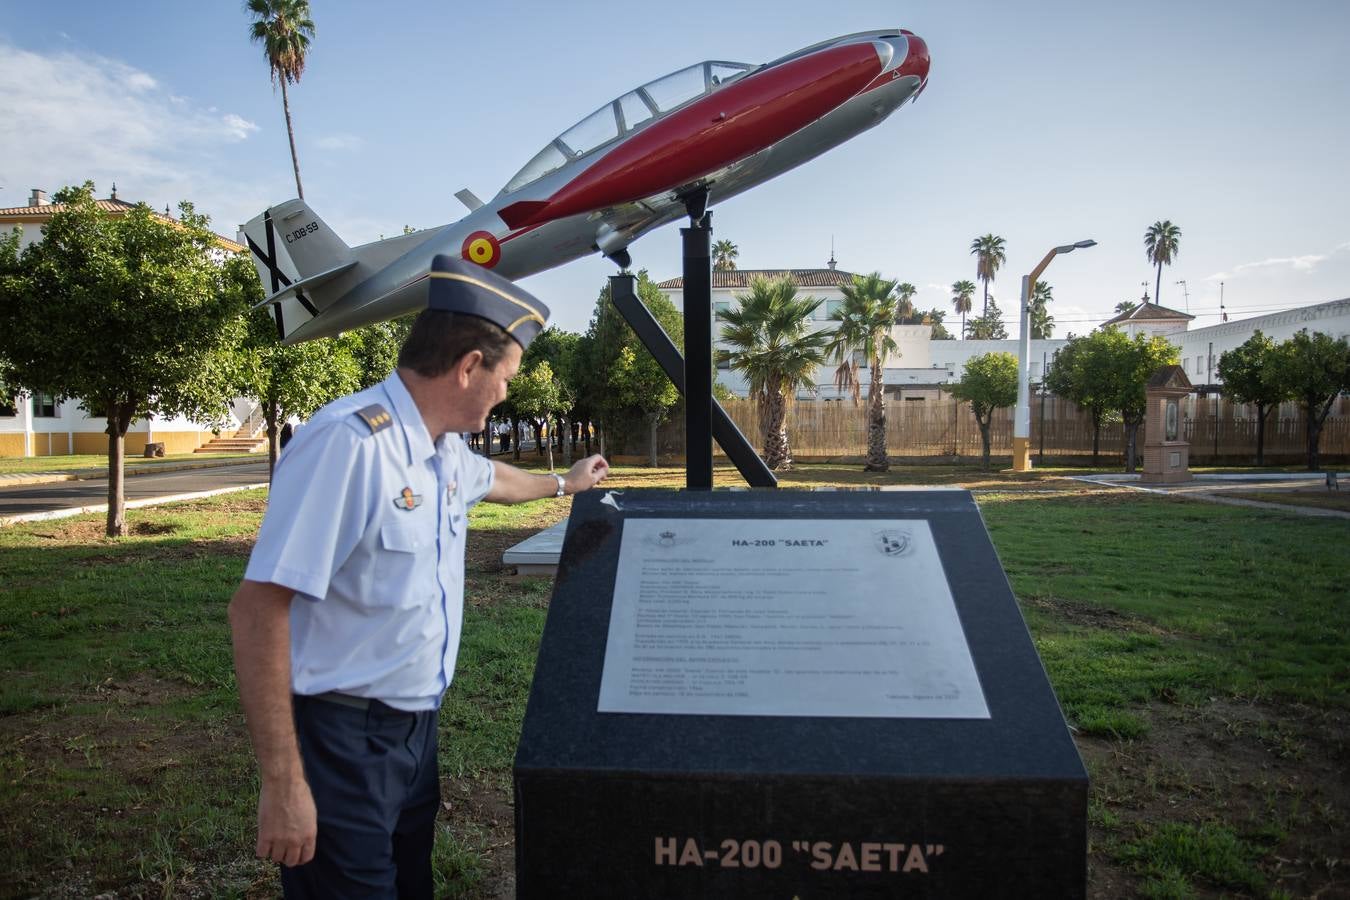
[369, 521, 428, 606]
[447, 491, 467, 537]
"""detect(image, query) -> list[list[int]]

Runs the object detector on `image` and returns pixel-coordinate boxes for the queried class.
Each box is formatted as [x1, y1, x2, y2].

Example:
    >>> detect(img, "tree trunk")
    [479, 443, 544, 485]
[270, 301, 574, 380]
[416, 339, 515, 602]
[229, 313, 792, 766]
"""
[978, 418, 992, 471]
[648, 415, 659, 468]
[563, 416, 573, 466]
[104, 400, 134, 537]
[864, 359, 888, 472]
[265, 398, 280, 479]
[1091, 413, 1102, 466]
[1124, 421, 1139, 473]
[546, 425, 555, 472]
[1255, 405, 1268, 466]
[762, 382, 790, 470]
[280, 78, 304, 200]
[1306, 405, 1321, 471]
[534, 422, 544, 456]
[982, 280, 989, 317]
[1154, 262, 1162, 308]
[512, 416, 522, 461]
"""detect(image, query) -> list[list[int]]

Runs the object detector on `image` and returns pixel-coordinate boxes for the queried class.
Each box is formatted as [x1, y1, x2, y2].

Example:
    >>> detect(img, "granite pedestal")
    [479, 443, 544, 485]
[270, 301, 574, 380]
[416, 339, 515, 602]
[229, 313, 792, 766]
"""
[514, 489, 1087, 898]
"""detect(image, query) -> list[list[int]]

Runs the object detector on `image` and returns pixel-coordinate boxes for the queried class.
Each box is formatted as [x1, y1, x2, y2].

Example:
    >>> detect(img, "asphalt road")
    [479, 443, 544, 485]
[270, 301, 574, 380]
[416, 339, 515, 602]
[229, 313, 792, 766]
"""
[0, 462, 271, 522]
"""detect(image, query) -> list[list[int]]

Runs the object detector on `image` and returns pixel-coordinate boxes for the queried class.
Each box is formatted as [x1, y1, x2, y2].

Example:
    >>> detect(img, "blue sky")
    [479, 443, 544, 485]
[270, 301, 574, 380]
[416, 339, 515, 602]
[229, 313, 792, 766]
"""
[2, 0, 1347, 337]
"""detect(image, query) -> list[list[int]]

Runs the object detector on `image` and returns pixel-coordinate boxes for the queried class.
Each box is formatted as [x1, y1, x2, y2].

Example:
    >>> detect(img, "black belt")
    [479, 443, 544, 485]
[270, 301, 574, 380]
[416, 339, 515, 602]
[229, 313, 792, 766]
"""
[309, 691, 372, 710]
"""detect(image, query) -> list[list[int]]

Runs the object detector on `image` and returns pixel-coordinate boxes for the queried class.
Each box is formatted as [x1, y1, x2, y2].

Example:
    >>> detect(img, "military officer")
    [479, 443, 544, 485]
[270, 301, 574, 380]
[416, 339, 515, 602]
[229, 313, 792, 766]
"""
[229, 256, 609, 898]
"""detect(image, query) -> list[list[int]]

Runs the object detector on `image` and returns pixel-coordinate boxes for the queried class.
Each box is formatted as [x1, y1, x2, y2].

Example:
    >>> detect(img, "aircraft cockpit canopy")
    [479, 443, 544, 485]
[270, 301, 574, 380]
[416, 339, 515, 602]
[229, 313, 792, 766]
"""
[502, 60, 756, 196]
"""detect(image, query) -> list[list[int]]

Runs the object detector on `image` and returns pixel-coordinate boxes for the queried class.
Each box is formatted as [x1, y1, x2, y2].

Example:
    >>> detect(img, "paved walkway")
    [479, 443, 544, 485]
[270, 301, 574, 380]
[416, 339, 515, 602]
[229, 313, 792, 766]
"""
[1067, 472, 1350, 519]
[0, 458, 270, 525]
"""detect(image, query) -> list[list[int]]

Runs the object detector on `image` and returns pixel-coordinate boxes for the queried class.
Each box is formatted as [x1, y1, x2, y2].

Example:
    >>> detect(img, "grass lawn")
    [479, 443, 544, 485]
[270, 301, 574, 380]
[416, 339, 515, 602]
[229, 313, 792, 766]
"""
[1, 463, 1346, 898]
[0, 451, 260, 477]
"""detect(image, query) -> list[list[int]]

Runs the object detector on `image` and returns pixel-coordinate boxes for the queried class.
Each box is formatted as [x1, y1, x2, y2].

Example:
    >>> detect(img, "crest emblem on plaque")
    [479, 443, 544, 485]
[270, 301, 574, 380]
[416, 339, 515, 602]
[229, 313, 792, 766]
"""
[643, 529, 692, 550]
[873, 529, 912, 557]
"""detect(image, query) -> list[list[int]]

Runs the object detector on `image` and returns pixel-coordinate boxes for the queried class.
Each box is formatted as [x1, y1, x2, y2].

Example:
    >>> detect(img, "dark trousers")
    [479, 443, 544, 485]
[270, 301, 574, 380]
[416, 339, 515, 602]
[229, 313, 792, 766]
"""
[282, 694, 440, 899]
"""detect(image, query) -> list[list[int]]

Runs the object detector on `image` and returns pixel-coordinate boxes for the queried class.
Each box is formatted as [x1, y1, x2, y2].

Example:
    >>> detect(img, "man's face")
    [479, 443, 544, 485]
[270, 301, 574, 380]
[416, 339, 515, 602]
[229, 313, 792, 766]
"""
[463, 341, 522, 432]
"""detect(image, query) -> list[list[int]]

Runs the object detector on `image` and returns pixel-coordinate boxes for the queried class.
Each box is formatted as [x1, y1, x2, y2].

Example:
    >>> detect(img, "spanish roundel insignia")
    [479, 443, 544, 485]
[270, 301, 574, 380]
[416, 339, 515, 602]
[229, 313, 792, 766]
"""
[461, 230, 501, 269]
[394, 486, 423, 511]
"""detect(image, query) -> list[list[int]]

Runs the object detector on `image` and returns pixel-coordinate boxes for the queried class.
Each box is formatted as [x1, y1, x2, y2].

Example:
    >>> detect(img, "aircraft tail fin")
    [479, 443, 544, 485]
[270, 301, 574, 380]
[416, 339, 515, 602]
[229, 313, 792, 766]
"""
[497, 200, 549, 230]
[239, 199, 352, 341]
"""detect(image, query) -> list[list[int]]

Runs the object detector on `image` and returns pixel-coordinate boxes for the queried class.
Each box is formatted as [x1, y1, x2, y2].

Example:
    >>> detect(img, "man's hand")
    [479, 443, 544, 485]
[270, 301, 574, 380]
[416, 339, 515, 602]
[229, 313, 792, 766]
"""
[564, 454, 609, 494]
[257, 775, 318, 866]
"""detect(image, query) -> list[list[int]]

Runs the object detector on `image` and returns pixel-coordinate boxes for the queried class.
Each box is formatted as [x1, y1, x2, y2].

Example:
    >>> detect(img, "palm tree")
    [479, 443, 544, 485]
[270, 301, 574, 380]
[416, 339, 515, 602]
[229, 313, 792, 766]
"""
[970, 234, 1006, 316]
[951, 279, 976, 338]
[893, 282, 917, 323]
[718, 276, 829, 470]
[712, 239, 739, 271]
[1029, 280, 1055, 339]
[1115, 300, 1138, 314]
[826, 272, 899, 472]
[248, 0, 316, 199]
[1143, 220, 1181, 306]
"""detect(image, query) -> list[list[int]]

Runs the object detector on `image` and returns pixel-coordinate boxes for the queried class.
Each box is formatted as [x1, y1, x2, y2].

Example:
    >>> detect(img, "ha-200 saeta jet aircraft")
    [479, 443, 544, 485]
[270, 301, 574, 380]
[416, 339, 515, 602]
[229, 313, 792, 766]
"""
[242, 29, 930, 343]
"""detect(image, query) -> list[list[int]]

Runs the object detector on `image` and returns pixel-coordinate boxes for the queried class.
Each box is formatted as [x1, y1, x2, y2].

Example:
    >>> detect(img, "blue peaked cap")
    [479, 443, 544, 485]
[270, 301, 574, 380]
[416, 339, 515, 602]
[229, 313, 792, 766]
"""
[426, 255, 550, 349]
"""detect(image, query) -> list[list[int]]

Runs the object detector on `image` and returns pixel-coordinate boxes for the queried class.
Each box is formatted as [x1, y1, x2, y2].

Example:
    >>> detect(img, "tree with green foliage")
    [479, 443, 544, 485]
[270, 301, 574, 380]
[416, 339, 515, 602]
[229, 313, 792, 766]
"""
[1046, 334, 1119, 465]
[577, 272, 682, 457]
[1217, 331, 1287, 465]
[1111, 331, 1179, 472]
[950, 352, 1019, 469]
[216, 253, 362, 475]
[970, 233, 1006, 316]
[1029, 280, 1055, 339]
[893, 282, 917, 323]
[521, 327, 582, 465]
[508, 360, 567, 471]
[718, 275, 829, 470]
[712, 239, 739, 271]
[1115, 300, 1138, 314]
[609, 345, 679, 467]
[965, 298, 1009, 340]
[827, 272, 898, 471]
[1061, 328, 1177, 472]
[1269, 329, 1350, 470]
[349, 317, 413, 389]
[1143, 220, 1181, 307]
[921, 308, 954, 340]
[0, 183, 241, 535]
[950, 279, 976, 338]
[247, 0, 316, 199]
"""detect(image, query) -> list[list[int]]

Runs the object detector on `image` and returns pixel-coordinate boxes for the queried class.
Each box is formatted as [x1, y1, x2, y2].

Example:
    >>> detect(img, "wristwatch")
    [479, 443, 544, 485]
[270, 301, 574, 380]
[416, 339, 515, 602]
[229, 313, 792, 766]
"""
[552, 473, 566, 497]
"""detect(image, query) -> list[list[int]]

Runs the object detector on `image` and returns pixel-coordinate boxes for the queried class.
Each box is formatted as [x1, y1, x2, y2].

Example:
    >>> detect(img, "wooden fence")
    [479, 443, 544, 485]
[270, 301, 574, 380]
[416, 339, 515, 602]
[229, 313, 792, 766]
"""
[648, 394, 1350, 465]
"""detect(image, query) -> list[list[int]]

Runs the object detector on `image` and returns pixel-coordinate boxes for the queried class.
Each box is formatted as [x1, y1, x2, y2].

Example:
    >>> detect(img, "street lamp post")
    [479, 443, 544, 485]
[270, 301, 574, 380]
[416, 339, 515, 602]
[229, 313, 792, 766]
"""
[1012, 239, 1096, 472]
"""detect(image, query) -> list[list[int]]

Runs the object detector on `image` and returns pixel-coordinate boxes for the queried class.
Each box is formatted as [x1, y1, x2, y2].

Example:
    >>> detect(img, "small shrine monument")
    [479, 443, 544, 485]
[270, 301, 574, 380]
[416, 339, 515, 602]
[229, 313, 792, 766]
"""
[1140, 365, 1193, 484]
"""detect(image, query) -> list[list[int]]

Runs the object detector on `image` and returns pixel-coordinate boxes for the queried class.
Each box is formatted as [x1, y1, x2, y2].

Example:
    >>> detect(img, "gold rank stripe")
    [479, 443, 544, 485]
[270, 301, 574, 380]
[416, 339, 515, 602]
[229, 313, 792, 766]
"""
[428, 271, 546, 332]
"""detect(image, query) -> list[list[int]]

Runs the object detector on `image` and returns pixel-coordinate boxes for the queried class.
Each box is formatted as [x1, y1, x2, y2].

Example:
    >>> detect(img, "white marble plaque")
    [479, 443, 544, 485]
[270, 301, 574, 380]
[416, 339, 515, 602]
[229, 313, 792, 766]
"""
[597, 518, 989, 719]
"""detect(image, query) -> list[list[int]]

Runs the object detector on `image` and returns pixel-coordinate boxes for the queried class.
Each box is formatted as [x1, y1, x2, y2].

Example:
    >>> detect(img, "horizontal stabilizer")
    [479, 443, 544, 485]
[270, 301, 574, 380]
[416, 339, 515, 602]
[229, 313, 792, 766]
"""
[455, 188, 484, 212]
[497, 200, 550, 230]
[251, 260, 358, 310]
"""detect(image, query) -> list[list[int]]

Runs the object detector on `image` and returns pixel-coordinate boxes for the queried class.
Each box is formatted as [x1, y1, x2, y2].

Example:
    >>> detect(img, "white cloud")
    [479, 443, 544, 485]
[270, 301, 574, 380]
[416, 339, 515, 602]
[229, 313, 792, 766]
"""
[1206, 240, 1350, 281]
[315, 133, 363, 152]
[0, 42, 261, 226]
[223, 113, 260, 140]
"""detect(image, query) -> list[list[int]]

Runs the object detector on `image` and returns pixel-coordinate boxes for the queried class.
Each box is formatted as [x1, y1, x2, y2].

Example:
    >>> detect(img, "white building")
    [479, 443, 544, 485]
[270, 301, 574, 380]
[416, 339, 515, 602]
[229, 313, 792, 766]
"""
[1174, 297, 1350, 386]
[0, 188, 254, 458]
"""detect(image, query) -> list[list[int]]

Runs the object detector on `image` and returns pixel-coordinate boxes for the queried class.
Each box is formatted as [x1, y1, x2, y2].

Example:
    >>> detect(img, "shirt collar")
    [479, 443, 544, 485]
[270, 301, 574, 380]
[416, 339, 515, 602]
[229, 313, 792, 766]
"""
[382, 372, 436, 466]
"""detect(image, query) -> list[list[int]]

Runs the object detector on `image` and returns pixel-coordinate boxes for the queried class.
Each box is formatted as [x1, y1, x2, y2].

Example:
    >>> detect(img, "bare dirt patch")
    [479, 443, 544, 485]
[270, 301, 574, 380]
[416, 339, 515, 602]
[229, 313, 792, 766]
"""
[1081, 698, 1349, 898]
[1024, 594, 1173, 636]
[441, 776, 518, 899]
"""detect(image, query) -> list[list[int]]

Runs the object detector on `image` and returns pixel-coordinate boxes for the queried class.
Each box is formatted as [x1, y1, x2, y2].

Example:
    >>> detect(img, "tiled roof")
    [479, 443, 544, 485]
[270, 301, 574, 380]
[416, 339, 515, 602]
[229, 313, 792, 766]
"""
[0, 197, 243, 253]
[0, 198, 140, 217]
[655, 268, 858, 289]
[1101, 301, 1194, 326]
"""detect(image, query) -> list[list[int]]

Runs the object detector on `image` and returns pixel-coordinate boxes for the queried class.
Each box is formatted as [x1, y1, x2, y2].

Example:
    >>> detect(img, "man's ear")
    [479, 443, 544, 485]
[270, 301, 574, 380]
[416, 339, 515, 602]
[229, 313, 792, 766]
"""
[451, 349, 485, 387]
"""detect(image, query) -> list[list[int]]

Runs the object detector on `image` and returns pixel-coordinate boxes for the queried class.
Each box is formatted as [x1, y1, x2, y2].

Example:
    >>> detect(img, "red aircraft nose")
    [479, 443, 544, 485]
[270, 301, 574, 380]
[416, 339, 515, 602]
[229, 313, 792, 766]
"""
[899, 34, 930, 83]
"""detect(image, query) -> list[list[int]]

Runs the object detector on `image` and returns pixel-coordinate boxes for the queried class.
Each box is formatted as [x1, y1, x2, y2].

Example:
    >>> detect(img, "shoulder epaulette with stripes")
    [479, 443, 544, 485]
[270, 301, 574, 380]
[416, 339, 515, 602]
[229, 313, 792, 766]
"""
[354, 404, 393, 435]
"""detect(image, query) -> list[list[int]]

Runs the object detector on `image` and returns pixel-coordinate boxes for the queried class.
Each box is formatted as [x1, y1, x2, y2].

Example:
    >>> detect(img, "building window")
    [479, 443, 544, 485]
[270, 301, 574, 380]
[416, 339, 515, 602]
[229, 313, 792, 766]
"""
[714, 300, 732, 320]
[1195, 355, 1204, 377]
[825, 299, 844, 319]
[1030, 361, 1041, 379]
[1182, 358, 1189, 374]
[32, 393, 58, 418]
[852, 350, 867, 369]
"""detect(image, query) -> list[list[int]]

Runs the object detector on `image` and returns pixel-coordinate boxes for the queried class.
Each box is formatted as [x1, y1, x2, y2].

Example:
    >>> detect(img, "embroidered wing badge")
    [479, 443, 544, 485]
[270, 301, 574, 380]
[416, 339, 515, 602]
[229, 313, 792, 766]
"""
[394, 486, 423, 511]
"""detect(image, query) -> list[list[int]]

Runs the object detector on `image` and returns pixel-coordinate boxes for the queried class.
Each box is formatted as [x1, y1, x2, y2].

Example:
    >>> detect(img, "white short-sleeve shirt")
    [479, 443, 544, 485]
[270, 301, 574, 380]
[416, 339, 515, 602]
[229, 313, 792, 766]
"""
[244, 372, 495, 711]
